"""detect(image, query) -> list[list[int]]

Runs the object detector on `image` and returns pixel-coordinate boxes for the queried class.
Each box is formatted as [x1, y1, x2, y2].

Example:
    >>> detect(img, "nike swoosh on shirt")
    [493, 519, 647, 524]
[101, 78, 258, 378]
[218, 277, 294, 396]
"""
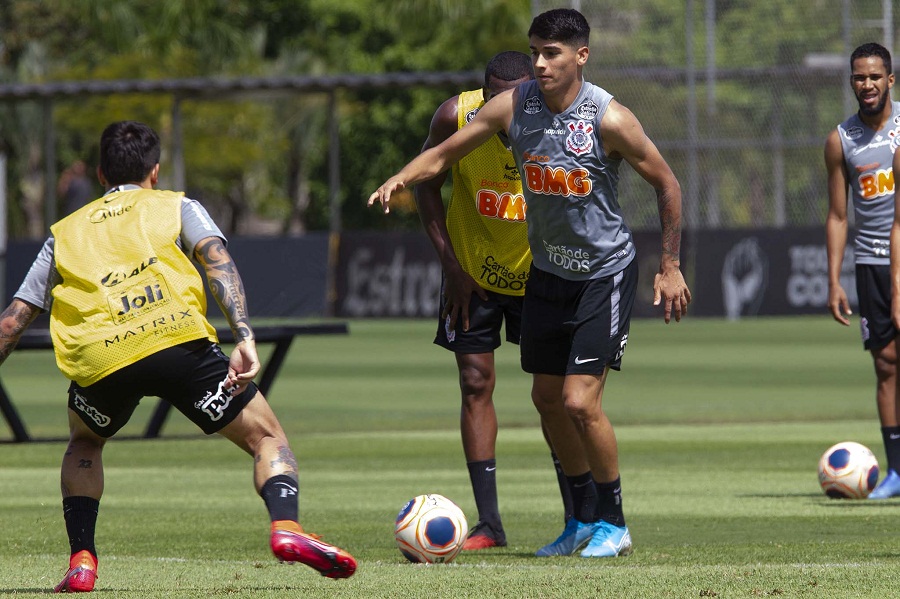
[521, 127, 544, 135]
[574, 356, 600, 365]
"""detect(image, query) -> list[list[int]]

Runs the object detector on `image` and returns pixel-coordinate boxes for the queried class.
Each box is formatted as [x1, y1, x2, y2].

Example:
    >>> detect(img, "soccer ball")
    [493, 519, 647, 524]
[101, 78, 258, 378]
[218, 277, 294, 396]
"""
[817, 441, 880, 499]
[394, 494, 468, 563]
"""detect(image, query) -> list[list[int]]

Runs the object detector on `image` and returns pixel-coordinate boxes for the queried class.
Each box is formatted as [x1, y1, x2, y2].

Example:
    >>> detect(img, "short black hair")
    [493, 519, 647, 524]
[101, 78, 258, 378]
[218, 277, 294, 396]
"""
[528, 8, 590, 48]
[484, 51, 534, 87]
[851, 42, 892, 75]
[99, 121, 161, 186]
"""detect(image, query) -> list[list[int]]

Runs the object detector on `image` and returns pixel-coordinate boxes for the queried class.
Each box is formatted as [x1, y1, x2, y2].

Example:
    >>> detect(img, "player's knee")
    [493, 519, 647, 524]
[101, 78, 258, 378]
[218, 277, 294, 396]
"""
[459, 368, 495, 403]
[874, 353, 897, 381]
[67, 418, 106, 449]
[530, 388, 549, 409]
[67, 432, 105, 452]
[219, 398, 289, 455]
[561, 392, 599, 424]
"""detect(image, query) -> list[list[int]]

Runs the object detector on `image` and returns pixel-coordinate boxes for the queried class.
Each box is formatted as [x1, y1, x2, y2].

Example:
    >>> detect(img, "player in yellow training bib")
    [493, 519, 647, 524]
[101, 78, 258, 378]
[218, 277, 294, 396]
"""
[0, 121, 356, 592]
[415, 51, 572, 550]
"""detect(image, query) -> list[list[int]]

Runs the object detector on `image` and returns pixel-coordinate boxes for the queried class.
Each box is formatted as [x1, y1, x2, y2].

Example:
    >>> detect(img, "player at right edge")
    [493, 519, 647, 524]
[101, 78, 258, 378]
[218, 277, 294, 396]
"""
[826, 42, 900, 499]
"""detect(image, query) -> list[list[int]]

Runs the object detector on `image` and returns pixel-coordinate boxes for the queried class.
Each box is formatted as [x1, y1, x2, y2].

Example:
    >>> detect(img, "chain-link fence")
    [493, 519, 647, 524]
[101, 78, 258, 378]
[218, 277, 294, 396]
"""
[531, 0, 896, 230]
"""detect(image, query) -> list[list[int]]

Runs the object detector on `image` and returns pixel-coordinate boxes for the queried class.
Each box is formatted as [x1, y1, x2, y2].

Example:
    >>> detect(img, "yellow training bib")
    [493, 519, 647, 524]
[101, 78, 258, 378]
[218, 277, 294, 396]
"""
[50, 189, 217, 386]
[446, 89, 531, 296]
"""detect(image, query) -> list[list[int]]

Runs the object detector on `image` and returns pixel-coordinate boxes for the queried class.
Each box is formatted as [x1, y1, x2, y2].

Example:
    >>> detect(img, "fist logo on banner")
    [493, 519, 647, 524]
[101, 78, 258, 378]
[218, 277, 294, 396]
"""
[721, 237, 768, 320]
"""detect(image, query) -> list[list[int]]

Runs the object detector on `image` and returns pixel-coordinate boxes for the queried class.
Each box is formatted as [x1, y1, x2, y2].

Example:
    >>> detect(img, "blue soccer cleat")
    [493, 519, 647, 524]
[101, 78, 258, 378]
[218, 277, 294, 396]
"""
[579, 521, 633, 558]
[868, 469, 900, 500]
[535, 518, 601, 557]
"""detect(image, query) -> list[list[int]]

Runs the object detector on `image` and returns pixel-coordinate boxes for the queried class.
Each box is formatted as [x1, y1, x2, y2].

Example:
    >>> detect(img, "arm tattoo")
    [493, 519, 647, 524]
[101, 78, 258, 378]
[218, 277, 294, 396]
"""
[656, 188, 682, 262]
[0, 300, 40, 365]
[195, 238, 254, 342]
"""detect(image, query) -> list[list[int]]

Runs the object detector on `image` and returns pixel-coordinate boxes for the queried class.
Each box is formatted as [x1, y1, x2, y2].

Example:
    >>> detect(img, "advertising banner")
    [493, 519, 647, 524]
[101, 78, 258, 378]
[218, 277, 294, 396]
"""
[5, 234, 331, 319]
[335, 231, 443, 318]
[6, 227, 844, 320]
[689, 227, 851, 318]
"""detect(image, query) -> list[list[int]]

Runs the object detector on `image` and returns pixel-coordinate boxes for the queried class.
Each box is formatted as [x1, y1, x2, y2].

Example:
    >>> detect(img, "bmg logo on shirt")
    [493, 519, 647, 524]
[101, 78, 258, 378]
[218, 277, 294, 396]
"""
[523, 164, 592, 197]
[109, 276, 172, 323]
[858, 168, 894, 200]
[477, 189, 527, 221]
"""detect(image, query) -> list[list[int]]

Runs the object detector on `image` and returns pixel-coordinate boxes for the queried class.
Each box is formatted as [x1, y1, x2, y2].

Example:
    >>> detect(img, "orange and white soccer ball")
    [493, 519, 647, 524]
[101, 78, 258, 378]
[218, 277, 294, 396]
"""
[817, 441, 880, 499]
[394, 494, 468, 563]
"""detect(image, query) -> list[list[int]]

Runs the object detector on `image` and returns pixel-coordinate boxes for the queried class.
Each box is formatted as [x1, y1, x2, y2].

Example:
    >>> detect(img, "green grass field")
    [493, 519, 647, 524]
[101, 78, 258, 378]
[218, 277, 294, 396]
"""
[1, 316, 897, 598]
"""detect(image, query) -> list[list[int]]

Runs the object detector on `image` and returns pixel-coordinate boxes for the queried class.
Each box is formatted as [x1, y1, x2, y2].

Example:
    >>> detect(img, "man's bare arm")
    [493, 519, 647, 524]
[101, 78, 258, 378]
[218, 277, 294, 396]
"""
[415, 95, 489, 331]
[601, 101, 691, 322]
[824, 129, 852, 325]
[0, 299, 41, 365]
[368, 89, 515, 213]
[603, 101, 683, 264]
[194, 236, 254, 343]
[890, 148, 900, 329]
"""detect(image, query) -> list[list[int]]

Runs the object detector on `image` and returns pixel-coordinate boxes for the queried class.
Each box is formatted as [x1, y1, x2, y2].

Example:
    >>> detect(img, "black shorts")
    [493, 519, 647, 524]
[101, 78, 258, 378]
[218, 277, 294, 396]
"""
[434, 278, 523, 354]
[521, 260, 637, 376]
[855, 263, 897, 351]
[67, 339, 257, 437]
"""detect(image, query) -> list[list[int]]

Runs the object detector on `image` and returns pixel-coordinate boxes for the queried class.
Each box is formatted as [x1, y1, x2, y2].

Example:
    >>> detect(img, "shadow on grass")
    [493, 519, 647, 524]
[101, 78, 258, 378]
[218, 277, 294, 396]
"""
[817, 499, 900, 508]
[737, 492, 822, 498]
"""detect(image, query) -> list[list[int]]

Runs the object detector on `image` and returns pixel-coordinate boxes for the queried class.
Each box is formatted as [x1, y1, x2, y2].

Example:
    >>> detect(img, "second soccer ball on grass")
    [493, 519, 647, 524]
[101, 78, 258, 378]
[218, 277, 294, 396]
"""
[817, 441, 880, 499]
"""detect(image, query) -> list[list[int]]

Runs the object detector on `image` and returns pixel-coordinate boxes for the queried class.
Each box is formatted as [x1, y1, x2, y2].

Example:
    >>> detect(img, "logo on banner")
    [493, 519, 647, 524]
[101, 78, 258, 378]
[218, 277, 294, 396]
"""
[341, 244, 443, 318]
[786, 244, 856, 309]
[721, 237, 768, 319]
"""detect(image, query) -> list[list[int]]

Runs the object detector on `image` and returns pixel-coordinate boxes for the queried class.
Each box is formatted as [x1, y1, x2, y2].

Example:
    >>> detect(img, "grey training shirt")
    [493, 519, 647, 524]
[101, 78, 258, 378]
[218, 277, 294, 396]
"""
[508, 80, 635, 281]
[837, 100, 900, 265]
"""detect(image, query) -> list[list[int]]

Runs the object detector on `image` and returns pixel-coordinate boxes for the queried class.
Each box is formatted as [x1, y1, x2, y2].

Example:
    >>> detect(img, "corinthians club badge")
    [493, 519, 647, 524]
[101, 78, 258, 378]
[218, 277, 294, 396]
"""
[566, 120, 593, 155]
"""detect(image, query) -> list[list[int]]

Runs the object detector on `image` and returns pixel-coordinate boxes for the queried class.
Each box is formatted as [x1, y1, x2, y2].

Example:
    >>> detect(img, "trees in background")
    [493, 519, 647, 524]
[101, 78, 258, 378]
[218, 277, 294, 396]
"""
[1, 0, 875, 236]
[0, 0, 530, 237]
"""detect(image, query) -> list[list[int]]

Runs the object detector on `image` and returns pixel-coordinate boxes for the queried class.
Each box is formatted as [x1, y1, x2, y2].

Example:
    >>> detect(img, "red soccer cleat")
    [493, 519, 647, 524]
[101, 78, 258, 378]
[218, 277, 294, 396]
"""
[54, 550, 97, 593]
[462, 521, 507, 551]
[270, 521, 356, 579]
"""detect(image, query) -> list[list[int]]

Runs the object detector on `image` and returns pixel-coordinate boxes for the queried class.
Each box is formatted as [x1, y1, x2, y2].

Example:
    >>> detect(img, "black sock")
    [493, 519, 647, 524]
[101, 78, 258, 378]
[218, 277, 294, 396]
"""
[260, 475, 299, 522]
[551, 452, 574, 523]
[467, 459, 502, 530]
[62, 496, 99, 558]
[882, 427, 900, 473]
[567, 471, 599, 523]
[596, 476, 625, 527]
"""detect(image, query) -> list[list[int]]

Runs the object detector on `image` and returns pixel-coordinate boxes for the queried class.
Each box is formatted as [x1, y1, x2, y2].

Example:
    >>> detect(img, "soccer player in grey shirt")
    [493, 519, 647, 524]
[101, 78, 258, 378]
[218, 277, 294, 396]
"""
[370, 8, 690, 558]
[826, 42, 900, 499]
